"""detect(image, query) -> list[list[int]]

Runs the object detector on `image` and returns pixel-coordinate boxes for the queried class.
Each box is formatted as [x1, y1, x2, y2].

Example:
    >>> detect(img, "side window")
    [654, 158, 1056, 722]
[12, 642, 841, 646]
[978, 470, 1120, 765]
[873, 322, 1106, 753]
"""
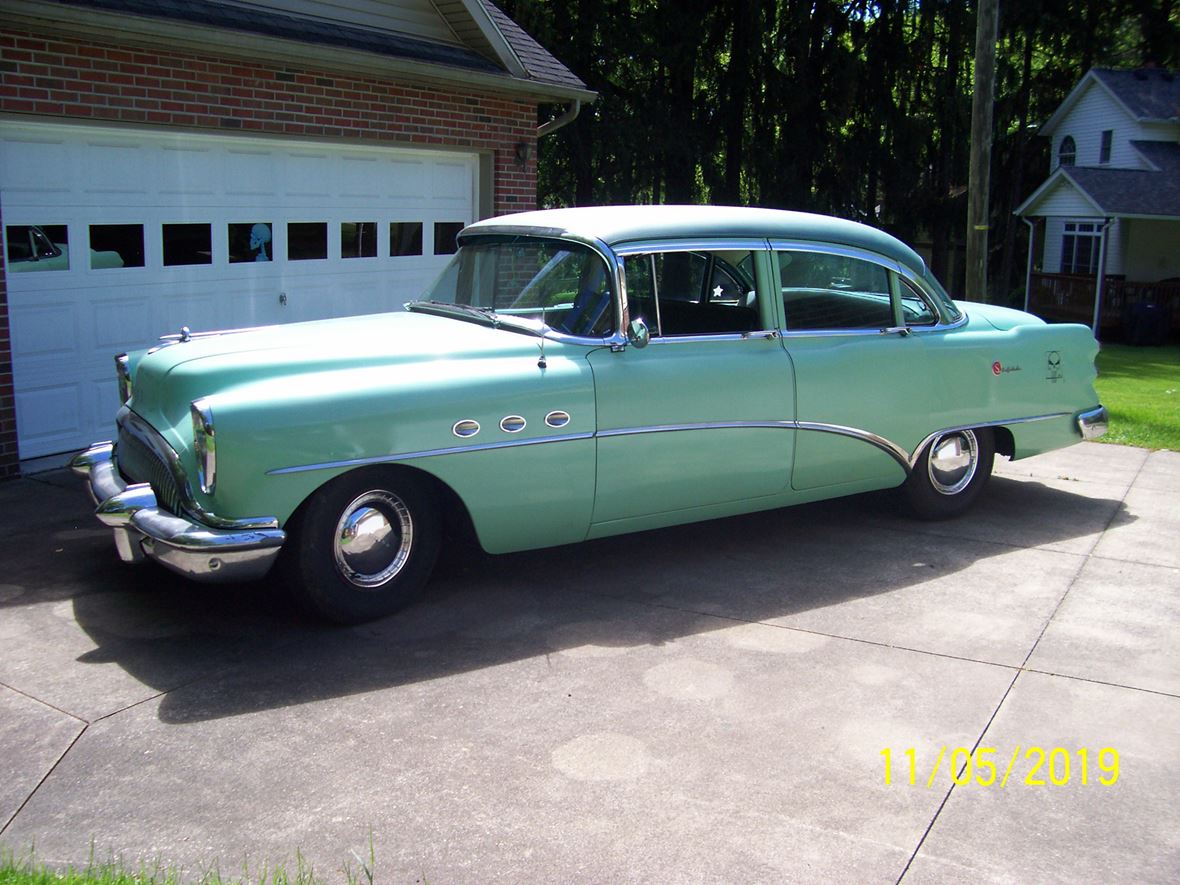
[623, 250, 758, 337]
[778, 251, 893, 331]
[898, 276, 939, 326]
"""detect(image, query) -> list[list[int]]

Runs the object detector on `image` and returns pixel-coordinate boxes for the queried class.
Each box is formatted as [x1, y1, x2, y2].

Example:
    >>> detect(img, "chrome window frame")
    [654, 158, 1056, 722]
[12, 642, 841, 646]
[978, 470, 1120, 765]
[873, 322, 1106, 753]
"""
[612, 238, 777, 342]
[769, 239, 966, 336]
[453, 227, 630, 349]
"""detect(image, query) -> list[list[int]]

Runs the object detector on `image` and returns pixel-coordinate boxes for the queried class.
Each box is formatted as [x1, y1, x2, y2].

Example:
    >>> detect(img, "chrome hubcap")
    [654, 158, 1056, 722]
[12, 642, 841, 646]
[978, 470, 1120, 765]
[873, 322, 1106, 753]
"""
[333, 490, 413, 589]
[927, 430, 979, 496]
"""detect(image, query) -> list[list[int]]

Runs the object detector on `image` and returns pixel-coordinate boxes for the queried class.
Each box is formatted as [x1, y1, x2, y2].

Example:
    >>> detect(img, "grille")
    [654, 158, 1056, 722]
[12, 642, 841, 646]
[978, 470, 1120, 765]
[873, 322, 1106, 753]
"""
[116, 418, 186, 516]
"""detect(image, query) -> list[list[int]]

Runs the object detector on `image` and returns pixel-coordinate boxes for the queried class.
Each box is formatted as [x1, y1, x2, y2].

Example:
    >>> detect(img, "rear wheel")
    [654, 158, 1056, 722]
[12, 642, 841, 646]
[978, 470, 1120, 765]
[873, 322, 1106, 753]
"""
[903, 427, 995, 520]
[281, 468, 441, 623]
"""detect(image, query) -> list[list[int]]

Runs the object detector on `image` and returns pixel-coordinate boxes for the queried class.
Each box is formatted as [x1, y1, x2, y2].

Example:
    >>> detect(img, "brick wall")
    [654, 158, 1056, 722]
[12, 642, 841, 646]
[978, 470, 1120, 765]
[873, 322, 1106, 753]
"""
[0, 25, 541, 475]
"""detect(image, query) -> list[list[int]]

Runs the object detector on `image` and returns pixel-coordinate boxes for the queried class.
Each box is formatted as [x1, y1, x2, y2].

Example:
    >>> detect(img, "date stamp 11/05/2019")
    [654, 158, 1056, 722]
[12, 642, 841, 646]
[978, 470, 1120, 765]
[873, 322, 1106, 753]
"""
[881, 746, 1120, 788]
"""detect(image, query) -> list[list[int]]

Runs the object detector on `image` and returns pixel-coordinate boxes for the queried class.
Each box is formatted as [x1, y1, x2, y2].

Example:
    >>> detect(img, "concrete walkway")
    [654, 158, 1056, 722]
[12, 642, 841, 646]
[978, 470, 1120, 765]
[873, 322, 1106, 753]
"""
[1, 442, 1177, 883]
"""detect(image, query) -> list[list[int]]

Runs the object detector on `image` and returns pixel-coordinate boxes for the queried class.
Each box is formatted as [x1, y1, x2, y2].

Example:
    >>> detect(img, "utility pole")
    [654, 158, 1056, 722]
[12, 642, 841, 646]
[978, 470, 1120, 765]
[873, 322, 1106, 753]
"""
[966, 0, 999, 302]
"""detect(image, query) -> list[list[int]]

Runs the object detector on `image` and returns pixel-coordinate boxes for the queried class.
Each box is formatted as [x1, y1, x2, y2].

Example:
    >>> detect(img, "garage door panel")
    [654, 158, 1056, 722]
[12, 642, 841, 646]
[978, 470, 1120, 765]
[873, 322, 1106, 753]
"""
[159, 145, 218, 196]
[340, 156, 384, 202]
[431, 160, 473, 202]
[89, 295, 157, 352]
[4, 122, 478, 458]
[224, 148, 280, 198]
[15, 382, 84, 446]
[0, 136, 74, 203]
[387, 159, 428, 198]
[83, 141, 150, 196]
[285, 152, 333, 198]
[10, 303, 80, 360]
[157, 292, 226, 335]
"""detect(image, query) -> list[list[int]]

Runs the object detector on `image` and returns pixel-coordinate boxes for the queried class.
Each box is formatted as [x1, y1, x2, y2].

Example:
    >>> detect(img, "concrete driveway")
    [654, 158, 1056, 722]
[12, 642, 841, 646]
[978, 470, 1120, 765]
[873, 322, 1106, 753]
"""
[1, 442, 1177, 883]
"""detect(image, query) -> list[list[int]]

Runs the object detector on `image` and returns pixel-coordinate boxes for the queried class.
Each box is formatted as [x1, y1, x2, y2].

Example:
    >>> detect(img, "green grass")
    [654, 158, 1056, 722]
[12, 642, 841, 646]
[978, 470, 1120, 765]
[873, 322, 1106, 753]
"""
[0, 842, 378, 885]
[1094, 343, 1180, 450]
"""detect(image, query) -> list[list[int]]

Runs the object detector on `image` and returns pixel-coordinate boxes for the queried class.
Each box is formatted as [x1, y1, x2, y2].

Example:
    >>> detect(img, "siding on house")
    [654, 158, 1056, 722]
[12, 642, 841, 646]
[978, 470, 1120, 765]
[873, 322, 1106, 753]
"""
[1124, 219, 1180, 280]
[1050, 84, 1155, 171]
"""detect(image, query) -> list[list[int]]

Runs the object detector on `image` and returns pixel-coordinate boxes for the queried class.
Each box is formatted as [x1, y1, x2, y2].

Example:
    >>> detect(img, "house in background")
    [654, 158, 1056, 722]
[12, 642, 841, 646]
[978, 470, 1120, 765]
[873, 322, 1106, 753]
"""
[0, 0, 594, 476]
[1015, 67, 1180, 340]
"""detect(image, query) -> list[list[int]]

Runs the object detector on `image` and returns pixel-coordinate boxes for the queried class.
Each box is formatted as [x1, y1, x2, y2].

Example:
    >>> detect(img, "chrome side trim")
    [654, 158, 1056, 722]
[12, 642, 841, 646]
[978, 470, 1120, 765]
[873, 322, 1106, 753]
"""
[909, 412, 1070, 468]
[794, 421, 912, 470]
[1076, 405, 1108, 440]
[598, 421, 794, 438]
[266, 412, 1073, 478]
[545, 410, 571, 428]
[267, 431, 596, 475]
[612, 238, 772, 256]
[649, 331, 780, 345]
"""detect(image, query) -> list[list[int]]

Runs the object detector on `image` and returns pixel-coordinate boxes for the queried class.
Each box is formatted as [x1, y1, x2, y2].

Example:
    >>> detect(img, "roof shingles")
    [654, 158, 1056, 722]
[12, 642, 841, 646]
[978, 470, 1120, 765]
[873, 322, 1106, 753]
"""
[1062, 141, 1180, 218]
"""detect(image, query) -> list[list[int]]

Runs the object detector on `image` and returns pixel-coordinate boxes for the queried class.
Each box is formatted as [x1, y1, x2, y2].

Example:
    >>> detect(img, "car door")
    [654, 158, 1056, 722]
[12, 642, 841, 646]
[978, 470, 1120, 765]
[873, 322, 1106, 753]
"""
[772, 244, 932, 491]
[587, 245, 796, 527]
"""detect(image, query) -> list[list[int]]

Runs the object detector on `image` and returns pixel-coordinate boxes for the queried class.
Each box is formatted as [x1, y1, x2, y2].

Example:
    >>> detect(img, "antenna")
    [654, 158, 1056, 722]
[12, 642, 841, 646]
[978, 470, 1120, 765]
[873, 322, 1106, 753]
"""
[538, 305, 548, 369]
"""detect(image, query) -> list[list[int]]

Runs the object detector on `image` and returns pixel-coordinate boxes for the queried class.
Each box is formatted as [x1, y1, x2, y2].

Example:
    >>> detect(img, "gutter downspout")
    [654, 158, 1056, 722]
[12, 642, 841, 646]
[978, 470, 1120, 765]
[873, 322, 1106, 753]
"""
[1022, 216, 1037, 313]
[538, 100, 581, 137]
[1091, 217, 1113, 337]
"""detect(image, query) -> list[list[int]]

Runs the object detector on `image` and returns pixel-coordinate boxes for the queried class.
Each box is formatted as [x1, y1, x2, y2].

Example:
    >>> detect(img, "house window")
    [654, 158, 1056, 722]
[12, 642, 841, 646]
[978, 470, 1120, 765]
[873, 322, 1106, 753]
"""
[1061, 222, 1101, 275]
[1100, 130, 1113, 164]
[1058, 136, 1077, 167]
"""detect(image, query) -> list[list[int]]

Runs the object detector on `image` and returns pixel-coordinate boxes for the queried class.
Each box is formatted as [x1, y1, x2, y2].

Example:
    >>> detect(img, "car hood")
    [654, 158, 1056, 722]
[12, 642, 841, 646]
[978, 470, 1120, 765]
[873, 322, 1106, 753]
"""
[129, 311, 569, 429]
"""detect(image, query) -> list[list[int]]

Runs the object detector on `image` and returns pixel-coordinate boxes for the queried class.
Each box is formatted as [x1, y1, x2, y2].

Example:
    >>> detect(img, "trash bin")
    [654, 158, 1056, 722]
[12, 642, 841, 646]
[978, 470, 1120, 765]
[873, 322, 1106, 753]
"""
[1122, 301, 1172, 346]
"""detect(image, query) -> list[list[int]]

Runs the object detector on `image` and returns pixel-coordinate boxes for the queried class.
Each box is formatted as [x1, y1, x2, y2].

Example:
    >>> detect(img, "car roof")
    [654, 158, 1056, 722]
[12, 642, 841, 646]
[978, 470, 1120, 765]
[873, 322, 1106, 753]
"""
[462, 205, 928, 276]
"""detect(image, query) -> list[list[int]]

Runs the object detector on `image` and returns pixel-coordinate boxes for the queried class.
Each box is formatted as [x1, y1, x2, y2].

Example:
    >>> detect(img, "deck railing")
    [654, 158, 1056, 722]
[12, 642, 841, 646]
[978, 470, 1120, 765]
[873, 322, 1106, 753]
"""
[1027, 273, 1180, 340]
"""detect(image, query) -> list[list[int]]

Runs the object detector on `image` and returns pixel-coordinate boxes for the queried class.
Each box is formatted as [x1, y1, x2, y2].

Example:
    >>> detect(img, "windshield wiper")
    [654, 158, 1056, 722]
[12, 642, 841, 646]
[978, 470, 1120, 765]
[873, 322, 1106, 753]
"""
[406, 300, 547, 337]
[406, 300, 502, 327]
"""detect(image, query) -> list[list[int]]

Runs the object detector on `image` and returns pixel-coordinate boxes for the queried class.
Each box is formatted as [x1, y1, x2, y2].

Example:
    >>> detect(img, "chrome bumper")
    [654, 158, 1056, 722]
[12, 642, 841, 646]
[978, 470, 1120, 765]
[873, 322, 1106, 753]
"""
[1076, 405, 1108, 441]
[71, 442, 285, 583]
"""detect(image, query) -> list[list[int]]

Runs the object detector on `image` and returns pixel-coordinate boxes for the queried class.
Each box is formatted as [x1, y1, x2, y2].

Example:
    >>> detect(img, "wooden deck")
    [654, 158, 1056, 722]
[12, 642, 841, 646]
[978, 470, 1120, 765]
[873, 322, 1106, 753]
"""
[1027, 273, 1180, 342]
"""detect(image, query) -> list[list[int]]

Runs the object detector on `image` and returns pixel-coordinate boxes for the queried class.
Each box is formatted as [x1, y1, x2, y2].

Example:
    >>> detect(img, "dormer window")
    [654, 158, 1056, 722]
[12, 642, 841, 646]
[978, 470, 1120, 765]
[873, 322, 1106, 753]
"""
[1100, 130, 1113, 164]
[1059, 136, 1077, 167]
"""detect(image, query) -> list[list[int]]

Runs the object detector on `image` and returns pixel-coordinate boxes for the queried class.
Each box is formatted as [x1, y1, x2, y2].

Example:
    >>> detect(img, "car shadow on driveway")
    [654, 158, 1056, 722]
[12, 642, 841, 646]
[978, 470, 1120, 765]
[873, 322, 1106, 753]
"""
[10, 468, 1124, 725]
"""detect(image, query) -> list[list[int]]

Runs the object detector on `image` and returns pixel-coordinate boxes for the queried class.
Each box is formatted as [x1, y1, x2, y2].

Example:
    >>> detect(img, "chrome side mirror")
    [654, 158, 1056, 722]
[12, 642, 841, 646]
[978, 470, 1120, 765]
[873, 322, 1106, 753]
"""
[627, 317, 650, 349]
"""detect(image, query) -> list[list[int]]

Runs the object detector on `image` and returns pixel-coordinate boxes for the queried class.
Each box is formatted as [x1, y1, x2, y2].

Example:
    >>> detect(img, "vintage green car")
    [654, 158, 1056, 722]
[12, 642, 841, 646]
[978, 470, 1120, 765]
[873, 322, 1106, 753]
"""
[73, 206, 1107, 622]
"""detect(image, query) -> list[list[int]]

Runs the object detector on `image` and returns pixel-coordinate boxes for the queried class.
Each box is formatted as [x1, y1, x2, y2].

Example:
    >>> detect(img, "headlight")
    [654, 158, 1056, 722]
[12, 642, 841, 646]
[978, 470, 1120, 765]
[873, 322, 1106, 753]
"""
[115, 353, 132, 404]
[190, 399, 216, 495]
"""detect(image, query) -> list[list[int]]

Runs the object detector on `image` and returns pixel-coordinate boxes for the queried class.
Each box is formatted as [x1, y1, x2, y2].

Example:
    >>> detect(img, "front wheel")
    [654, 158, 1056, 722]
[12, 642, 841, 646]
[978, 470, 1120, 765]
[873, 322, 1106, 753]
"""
[280, 468, 441, 623]
[903, 427, 995, 520]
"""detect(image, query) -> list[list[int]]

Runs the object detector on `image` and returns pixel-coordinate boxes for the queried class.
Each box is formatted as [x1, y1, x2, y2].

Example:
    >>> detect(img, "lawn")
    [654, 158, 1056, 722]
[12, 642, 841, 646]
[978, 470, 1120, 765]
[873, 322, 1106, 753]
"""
[1094, 343, 1180, 450]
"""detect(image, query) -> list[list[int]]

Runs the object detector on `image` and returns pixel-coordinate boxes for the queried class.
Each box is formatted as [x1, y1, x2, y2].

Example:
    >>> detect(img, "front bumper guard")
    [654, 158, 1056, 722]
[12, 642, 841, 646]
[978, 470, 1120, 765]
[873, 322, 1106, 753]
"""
[1077, 405, 1108, 441]
[72, 442, 285, 583]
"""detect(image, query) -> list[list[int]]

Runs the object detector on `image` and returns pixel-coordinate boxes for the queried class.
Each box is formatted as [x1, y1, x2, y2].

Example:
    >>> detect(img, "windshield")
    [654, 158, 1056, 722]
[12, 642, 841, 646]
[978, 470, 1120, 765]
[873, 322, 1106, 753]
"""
[418, 237, 616, 337]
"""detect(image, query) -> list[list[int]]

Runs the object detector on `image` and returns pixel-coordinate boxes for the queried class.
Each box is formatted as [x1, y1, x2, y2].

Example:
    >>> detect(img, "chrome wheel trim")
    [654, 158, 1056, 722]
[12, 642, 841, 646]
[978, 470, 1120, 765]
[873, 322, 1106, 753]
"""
[927, 430, 979, 496]
[332, 490, 414, 589]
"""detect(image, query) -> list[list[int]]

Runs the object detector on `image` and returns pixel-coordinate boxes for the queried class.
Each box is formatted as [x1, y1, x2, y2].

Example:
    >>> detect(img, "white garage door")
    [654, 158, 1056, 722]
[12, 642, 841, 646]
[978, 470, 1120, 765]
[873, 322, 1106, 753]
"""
[1, 121, 478, 458]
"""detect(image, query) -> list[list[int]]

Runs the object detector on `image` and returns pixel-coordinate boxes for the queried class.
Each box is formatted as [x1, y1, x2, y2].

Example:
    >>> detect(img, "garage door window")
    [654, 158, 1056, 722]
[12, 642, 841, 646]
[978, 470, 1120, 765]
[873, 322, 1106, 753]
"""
[288, 222, 327, 261]
[89, 224, 143, 269]
[342, 222, 378, 259]
[434, 222, 464, 256]
[390, 222, 423, 257]
[229, 223, 272, 262]
[5, 224, 68, 271]
[162, 223, 212, 266]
